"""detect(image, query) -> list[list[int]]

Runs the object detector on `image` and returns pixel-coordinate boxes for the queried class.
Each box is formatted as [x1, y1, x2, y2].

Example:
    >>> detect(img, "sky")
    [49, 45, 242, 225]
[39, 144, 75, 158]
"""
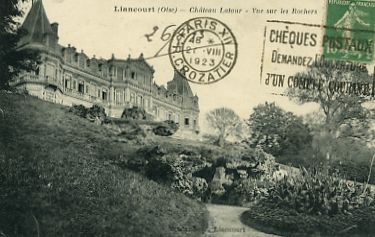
[19, 0, 364, 132]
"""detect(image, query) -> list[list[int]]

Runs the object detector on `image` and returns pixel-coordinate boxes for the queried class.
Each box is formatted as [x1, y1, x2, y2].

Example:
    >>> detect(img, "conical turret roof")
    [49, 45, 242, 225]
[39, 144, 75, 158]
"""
[19, 0, 54, 45]
[169, 70, 194, 97]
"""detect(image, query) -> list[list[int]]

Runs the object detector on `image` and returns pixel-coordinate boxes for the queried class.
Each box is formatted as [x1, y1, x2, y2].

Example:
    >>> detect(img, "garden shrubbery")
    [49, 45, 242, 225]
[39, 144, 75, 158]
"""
[221, 178, 271, 206]
[152, 120, 179, 136]
[121, 106, 153, 120]
[125, 144, 277, 204]
[127, 145, 210, 199]
[241, 167, 375, 236]
[69, 104, 106, 124]
[268, 168, 374, 215]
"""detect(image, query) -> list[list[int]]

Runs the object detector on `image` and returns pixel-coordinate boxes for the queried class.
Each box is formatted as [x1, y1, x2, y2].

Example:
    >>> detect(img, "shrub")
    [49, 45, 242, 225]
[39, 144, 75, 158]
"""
[331, 158, 375, 184]
[223, 178, 271, 206]
[267, 168, 374, 216]
[68, 104, 106, 124]
[87, 104, 106, 123]
[68, 104, 87, 117]
[152, 120, 179, 136]
[121, 106, 153, 120]
[240, 167, 375, 236]
[127, 146, 210, 199]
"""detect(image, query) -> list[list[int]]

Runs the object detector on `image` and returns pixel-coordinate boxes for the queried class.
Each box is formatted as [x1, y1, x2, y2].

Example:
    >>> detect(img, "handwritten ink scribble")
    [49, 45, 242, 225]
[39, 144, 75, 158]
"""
[145, 26, 159, 42]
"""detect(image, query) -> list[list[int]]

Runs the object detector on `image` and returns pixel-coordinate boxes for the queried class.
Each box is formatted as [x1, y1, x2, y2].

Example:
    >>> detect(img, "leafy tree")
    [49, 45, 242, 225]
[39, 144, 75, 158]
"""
[206, 107, 243, 147]
[0, 0, 39, 89]
[287, 63, 374, 178]
[287, 66, 371, 135]
[246, 102, 312, 160]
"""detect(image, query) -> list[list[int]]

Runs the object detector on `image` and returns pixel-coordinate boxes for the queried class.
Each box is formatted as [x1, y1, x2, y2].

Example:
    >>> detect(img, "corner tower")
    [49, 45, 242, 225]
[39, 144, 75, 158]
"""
[19, 0, 58, 49]
[167, 71, 200, 133]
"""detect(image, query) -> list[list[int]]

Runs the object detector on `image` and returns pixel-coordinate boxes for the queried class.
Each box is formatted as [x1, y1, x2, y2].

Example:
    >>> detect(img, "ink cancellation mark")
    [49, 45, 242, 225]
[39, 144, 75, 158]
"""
[168, 17, 238, 84]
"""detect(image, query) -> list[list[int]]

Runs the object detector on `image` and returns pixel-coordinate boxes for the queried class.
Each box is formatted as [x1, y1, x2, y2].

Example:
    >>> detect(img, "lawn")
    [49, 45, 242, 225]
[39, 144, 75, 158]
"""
[0, 92, 208, 237]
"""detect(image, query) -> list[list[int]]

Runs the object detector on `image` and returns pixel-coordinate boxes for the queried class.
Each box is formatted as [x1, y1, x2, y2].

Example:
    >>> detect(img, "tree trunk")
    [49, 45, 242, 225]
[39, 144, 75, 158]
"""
[363, 153, 375, 195]
[216, 134, 225, 147]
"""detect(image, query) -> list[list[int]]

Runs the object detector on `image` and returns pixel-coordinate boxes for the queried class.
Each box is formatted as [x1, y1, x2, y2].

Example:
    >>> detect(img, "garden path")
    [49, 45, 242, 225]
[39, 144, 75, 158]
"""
[204, 204, 280, 237]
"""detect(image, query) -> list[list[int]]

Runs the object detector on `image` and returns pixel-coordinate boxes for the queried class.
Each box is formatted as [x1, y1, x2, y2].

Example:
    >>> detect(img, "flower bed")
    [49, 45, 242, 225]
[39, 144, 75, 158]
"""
[241, 168, 375, 236]
[241, 202, 375, 236]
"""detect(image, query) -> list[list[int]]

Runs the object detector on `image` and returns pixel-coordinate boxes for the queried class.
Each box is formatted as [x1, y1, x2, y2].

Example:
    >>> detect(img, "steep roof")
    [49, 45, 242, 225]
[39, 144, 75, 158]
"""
[169, 70, 194, 97]
[19, 0, 54, 45]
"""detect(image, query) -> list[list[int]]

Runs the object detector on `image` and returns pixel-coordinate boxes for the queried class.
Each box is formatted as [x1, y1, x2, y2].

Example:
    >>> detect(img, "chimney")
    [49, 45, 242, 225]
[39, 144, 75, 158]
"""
[51, 22, 59, 36]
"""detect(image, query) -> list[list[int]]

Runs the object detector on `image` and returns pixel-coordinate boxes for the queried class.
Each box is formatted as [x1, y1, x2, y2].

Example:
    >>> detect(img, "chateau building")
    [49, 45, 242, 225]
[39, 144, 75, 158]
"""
[12, 0, 200, 134]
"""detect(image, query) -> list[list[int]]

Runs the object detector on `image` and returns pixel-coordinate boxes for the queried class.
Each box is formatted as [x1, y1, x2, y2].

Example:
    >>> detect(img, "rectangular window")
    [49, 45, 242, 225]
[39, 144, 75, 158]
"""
[78, 83, 84, 93]
[185, 118, 189, 126]
[137, 95, 142, 106]
[102, 91, 107, 101]
[131, 72, 135, 79]
[115, 91, 122, 105]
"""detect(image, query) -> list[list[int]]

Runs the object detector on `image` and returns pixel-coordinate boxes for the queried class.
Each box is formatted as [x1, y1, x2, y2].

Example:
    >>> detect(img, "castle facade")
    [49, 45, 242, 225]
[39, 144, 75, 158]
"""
[12, 0, 199, 134]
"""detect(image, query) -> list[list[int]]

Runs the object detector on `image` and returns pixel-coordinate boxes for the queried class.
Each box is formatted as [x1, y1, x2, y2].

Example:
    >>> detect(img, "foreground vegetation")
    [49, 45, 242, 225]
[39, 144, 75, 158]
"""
[0, 92, 208, 237]
[241, 168, 375, 236]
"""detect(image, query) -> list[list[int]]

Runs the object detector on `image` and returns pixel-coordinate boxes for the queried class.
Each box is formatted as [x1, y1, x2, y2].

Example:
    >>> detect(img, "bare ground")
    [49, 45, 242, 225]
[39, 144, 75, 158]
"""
[204, 204, 280, 237]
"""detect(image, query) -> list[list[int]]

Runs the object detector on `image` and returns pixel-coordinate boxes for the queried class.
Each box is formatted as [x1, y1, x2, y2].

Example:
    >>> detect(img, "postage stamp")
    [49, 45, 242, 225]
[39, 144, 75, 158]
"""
[168, 17, 238, 84]
[324, 0, 375, 62]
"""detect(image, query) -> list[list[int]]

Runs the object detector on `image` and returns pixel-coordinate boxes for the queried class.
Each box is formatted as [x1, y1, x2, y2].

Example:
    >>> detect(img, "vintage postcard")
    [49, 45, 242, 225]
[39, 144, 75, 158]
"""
[1, 0, 375, 236]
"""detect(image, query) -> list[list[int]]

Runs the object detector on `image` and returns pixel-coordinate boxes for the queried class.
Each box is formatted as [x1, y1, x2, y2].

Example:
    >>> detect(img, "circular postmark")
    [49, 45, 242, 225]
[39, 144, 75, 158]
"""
[169, 17, 238, 84]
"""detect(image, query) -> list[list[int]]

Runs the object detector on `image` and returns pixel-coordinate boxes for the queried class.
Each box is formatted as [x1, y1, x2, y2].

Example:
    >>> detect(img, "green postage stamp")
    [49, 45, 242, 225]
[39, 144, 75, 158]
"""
[324, 0, 375, 62]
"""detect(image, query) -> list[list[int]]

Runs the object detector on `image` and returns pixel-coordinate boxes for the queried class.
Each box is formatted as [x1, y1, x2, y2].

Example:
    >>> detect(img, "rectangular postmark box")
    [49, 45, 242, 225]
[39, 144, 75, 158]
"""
[260, 20, 374, 98]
